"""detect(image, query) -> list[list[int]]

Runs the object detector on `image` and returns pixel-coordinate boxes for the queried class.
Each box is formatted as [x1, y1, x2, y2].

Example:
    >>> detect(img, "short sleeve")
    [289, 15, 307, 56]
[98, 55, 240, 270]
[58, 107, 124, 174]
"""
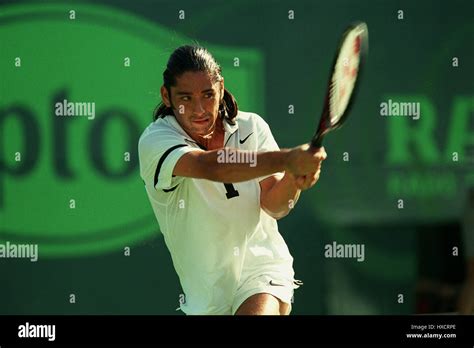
[254, 114, 285, 182]
[138, 128, 201, 190]
[255, 115, 279, 153]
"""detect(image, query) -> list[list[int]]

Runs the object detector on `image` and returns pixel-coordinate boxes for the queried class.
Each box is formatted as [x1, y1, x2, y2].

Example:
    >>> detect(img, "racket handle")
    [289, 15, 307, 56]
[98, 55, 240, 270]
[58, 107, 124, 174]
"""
[311, 135, 324, 148]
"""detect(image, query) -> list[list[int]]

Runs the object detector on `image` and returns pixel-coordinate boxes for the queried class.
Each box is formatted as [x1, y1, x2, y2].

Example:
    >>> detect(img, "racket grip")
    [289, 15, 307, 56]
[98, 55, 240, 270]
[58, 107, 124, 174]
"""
[311, 135, 323, 148]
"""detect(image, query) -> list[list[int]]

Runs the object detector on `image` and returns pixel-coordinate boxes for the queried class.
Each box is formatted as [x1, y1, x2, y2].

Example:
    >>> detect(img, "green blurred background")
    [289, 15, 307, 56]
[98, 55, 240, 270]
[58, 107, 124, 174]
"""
[0, 0, 472, 314]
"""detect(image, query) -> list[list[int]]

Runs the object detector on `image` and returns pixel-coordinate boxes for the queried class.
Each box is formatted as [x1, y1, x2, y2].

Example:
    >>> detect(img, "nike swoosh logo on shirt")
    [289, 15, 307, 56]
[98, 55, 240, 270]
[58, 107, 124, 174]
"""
[239, 132, 253, 144]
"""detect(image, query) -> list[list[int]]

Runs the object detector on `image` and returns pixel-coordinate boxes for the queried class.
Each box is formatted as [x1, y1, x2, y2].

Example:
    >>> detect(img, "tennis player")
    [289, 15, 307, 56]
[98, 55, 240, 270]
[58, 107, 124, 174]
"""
[139, 45, 327, 315]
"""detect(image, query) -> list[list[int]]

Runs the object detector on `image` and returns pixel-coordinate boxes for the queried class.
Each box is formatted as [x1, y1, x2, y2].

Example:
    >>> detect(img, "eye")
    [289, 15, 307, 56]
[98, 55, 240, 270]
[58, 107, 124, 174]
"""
[204, 92, 214, 99]
[181, 96, 191, 101]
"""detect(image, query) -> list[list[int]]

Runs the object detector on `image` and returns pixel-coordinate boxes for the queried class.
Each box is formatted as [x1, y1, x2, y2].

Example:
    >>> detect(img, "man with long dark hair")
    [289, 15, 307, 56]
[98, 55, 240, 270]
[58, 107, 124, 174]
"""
[139, 45, 326, 315]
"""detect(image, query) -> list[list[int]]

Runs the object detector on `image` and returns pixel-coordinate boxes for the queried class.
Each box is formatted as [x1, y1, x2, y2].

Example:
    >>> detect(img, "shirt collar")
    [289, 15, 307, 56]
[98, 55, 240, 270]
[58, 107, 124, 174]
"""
[223, 117, 239, 134]
[164, 115, 188, 137]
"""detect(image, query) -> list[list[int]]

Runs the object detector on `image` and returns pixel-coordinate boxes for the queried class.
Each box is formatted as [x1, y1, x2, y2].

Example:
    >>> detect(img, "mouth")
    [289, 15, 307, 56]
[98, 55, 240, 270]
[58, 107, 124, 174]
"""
[192, 117, 210, 126]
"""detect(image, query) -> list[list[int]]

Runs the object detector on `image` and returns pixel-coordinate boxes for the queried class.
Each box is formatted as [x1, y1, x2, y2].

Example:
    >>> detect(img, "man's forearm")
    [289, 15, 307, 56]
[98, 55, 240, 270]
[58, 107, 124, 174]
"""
[198, 149, 289, 183]
[261, 172, 301, 219]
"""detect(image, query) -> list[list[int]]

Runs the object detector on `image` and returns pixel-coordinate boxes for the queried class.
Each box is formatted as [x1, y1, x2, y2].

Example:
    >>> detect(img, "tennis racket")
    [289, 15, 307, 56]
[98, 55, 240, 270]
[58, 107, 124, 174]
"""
[311, 22, 369, 148]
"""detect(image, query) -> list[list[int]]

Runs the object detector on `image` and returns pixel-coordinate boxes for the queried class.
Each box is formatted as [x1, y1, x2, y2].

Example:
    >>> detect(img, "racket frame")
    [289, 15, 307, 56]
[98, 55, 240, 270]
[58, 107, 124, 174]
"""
[311, 21, 368, 148]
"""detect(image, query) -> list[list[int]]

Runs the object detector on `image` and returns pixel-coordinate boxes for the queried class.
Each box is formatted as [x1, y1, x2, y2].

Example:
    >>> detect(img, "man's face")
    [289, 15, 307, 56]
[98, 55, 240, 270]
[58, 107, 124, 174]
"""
[161, 71, 223, 139]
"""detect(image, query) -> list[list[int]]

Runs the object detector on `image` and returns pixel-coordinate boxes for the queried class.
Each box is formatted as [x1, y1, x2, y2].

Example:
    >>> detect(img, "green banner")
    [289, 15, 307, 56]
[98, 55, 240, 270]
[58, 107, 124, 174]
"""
[0, 3, 264, 257]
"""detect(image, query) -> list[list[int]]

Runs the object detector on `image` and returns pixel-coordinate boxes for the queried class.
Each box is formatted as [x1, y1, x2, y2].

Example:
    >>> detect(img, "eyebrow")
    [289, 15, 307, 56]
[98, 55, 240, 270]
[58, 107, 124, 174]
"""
[175, 88, 215, 96]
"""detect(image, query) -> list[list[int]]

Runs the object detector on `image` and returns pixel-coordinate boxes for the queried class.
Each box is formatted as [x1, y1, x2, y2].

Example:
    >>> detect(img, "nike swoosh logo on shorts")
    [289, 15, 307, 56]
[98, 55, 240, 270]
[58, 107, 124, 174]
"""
[269, 280, 285, 287]
[239, 132, 253, 144]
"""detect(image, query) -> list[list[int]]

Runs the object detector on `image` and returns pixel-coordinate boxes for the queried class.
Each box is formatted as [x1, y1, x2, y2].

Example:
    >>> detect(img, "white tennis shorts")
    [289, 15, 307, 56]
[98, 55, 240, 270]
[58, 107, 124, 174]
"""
[231, 272, 303, 315]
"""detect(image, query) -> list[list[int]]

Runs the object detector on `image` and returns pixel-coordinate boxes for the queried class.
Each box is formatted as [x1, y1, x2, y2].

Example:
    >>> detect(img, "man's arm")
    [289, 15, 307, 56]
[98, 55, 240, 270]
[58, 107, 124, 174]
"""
[173, 144, 325, 183]
[259, 173, 301, 219]
[259, 147, 326, 219]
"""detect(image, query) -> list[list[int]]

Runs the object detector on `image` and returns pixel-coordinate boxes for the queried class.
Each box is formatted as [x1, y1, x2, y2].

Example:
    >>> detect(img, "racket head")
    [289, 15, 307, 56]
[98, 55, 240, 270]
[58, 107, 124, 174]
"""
[311, 21, 369, 148]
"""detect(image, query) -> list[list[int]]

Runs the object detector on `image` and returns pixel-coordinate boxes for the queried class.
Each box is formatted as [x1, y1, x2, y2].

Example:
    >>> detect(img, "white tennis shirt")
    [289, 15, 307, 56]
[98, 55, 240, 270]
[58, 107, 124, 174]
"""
[138, 111, 294, 314]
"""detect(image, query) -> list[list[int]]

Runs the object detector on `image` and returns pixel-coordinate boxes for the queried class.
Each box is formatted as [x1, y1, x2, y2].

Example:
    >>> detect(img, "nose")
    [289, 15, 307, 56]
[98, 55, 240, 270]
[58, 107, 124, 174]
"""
[193, 99, 205, 116]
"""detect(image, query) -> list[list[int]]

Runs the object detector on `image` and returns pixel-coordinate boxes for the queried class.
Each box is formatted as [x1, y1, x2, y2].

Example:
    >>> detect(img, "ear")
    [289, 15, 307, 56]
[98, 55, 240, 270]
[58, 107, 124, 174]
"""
[160, 86, 171, 107]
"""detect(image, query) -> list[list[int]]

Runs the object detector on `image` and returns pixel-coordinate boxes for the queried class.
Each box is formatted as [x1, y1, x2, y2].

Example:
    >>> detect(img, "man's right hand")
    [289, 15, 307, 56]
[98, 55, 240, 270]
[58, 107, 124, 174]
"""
[285, 144, 327, 177]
